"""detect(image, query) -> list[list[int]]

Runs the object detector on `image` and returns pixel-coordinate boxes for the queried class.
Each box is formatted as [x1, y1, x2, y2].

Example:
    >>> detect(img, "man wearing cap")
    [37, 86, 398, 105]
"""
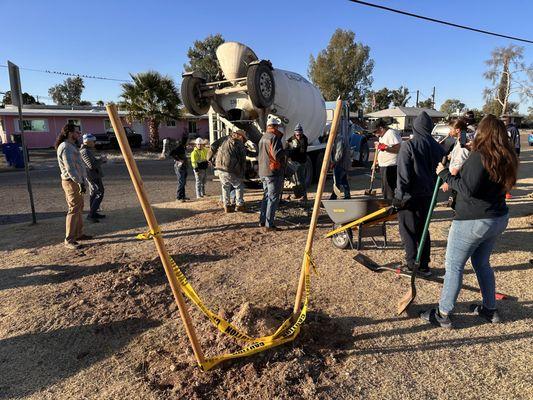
[190, 137, 209, 199]
[80, 133, 107, 223]
[372, 119, 402, 200]
[170, 132, 189, 202]
[287, 123, 309, 201]
[215, 130, 249, 212]
[394, 111, 445, 277]
[258, 116, 286, 230]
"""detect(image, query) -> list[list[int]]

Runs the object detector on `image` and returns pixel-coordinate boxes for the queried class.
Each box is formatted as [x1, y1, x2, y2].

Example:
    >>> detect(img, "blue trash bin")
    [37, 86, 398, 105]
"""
[2, 143, 25, 168]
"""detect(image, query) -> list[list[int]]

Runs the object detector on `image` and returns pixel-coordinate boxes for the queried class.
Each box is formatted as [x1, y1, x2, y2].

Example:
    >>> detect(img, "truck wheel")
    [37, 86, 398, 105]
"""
[247, 61, 275, 108]
[358, 140, 369, 165]
[304, 156, 313, 188]
[331, 224, 352, 249]
[181, 75, 210, 116]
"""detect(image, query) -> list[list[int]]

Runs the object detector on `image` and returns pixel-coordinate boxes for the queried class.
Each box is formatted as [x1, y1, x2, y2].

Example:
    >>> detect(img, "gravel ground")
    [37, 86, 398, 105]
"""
[0, 140, 531, 399]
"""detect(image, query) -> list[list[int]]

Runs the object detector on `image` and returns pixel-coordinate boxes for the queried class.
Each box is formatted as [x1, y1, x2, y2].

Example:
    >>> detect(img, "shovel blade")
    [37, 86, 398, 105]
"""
[397, 288, 416, 315]
[354, 253, 381, 272]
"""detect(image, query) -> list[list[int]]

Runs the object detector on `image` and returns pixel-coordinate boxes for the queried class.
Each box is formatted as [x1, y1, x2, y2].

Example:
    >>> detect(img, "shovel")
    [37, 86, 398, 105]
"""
[364, 149, 380, 196]
[397, 157, 446, 315]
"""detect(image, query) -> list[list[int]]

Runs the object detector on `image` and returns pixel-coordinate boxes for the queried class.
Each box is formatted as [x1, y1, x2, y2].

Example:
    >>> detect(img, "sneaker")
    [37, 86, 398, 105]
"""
[469, 304, 501, 323]
[87, 216, 100, 223]
[407, 265, 432, 277]
[76, 234, 93, 241]
[420, 308, 452, 329]
[94, 213, 106, 219]
[505, 193, 512, 199]
[259, 222, 265, 227]
[224, 205, 235, 213]
[264, 226, 281, 232]
[64, 241, 81, 250]
[235, 205, 246, 212]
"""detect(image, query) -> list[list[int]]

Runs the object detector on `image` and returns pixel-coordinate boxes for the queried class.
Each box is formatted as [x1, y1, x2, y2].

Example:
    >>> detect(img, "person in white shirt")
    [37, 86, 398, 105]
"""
[441, 119, 470, 208]
[371, 119, 402, 199]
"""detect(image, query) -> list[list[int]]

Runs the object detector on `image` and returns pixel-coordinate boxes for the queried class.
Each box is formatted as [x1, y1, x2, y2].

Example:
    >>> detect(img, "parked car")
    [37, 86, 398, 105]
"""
[94, 127, 142, 149]
[349, 123, 370, 166]
[431, 123, 450, 143]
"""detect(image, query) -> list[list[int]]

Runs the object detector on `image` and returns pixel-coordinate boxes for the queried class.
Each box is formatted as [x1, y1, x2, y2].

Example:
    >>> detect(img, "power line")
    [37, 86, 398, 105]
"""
[0, 64, 130, 82]
[347, 0, 533, 44]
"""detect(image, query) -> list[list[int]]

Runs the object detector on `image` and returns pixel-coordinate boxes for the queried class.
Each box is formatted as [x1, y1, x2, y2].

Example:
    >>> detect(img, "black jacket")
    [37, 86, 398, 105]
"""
[287, 134, 309, 164]
[170, 144, 187, 170]
[439, 151, 508, 220]
[395, 112, 445, 204]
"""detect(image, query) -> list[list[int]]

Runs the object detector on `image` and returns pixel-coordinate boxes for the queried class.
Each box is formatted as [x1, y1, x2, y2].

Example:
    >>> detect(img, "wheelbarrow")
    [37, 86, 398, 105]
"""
[322, 197, 397, 249]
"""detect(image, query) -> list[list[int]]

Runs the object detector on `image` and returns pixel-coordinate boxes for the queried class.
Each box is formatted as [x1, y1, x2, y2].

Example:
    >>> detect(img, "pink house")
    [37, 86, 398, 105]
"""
[0, 105, 208, 148]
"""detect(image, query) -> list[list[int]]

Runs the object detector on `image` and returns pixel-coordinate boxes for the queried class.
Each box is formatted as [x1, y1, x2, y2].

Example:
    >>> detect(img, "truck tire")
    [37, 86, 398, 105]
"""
[181, 75, 210, 116]
[247, 61, 275, 108]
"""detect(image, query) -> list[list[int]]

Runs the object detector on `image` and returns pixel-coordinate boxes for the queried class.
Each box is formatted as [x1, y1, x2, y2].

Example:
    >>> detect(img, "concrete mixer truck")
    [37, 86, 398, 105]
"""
[181, 42, 369, 185]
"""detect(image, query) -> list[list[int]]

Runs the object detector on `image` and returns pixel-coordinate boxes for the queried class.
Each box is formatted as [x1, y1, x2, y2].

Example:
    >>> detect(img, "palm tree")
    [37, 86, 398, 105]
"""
[120, 71, 181, 148]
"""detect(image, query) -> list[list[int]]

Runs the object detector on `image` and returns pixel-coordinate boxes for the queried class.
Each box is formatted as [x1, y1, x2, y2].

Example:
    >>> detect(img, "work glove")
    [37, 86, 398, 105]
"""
[377, 143, 388, 151]
[391, 197, 405, 211]
[78, 183, 86, 194]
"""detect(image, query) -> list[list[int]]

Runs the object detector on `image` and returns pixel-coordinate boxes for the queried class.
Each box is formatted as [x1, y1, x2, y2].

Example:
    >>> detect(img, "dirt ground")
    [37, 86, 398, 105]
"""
[0, 140, 532, 399]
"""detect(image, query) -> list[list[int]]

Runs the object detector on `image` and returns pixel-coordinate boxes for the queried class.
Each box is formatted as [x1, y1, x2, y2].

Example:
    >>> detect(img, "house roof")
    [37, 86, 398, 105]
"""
[366, 106, 446, 119]
[0, 105, 207, 119]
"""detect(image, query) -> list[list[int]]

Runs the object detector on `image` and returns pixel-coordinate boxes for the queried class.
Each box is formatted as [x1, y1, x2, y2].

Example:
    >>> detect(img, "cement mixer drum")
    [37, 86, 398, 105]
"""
[216, 42, 258, 80]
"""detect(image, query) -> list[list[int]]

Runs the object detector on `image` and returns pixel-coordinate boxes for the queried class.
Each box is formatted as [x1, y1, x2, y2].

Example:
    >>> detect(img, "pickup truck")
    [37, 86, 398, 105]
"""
[94, 127, 142, 149]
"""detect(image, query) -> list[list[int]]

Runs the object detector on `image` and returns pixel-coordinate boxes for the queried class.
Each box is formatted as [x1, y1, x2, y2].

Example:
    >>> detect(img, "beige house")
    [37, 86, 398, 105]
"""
[366, 107, 446, 132]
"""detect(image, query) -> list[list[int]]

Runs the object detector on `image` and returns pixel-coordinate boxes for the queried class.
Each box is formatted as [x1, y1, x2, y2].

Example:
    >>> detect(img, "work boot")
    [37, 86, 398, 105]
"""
[94, 213, 106, 219]
[420, 308, 452, 329]
[87, 216, 100, 223]
[76, 234, 93, 241]
[469, 304, 501, 323]
[224, 205, 235, 213]
[407, 264, 432, 277]
[264, 226, 281, 232]
[235, 204, 246, 212]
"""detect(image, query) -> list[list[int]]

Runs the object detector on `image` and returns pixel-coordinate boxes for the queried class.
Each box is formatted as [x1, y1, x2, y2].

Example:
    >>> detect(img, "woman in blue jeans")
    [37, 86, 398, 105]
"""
[421, 115, 518, 328]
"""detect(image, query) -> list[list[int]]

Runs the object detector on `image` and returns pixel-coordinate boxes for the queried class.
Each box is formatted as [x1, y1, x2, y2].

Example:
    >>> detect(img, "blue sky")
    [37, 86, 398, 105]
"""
[1, 0, 532, 112]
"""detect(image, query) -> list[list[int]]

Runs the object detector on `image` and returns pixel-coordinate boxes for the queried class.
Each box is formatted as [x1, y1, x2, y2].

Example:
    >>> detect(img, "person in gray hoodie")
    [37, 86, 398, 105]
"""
[393, 111, 445, 276]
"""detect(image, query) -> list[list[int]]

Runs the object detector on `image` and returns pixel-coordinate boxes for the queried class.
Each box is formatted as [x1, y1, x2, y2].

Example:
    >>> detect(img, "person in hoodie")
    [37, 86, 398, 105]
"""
[393, 111, 445, 277]
[80, 133, 107, 223]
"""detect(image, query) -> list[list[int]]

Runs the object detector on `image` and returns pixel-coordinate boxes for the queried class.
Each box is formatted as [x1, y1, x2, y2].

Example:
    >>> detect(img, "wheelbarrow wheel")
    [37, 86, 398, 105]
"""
[331, 224, 352, 249]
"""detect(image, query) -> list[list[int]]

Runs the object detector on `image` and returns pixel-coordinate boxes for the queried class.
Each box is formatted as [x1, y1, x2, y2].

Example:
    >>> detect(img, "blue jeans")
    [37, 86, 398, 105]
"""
[193, 168, 207, 198]
[439, 214, 509, 315]
[219, 171, 244, 206]
[330, 165, 350, 200]
[260, 175, 284, 227]
[87, 178, 104, 217]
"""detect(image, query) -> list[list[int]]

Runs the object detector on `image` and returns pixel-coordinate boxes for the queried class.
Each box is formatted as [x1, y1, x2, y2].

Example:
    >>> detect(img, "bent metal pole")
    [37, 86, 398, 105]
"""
[106, 104, 205, 366]
[293, 98, 343, 314]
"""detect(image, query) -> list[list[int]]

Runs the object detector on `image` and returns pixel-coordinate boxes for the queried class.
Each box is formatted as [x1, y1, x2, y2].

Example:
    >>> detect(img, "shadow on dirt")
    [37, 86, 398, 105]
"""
[0, 318, 160, 399]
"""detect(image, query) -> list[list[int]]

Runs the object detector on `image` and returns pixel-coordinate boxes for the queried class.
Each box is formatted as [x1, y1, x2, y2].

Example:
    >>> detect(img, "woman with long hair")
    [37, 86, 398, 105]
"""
[56, 123, 92, 249]
[421, 114, 518, 328]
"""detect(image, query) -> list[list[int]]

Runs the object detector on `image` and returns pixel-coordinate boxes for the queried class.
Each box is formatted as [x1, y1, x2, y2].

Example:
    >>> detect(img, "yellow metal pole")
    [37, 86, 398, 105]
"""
[106, 104, 205, 366]
[293, 98, 343, 314]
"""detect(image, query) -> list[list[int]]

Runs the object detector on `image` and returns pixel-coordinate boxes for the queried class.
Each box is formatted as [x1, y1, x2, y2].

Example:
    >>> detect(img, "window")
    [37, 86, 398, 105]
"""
[188, 120, 197, 133]
[67, 119, 82, 131]
[104, 119, 113, 132]
[15, 119, 49, 132]
[166, 119, 176, 127]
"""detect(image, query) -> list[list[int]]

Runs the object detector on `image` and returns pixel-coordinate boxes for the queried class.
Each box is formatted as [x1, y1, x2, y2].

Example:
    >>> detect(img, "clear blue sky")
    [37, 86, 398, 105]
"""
[1, 0, 532, 112]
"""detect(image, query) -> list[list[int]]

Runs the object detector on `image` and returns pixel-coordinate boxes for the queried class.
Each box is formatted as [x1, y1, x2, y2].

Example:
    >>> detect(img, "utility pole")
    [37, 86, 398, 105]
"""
[416, 90, 419, 108]
[432, 86, 436, 109]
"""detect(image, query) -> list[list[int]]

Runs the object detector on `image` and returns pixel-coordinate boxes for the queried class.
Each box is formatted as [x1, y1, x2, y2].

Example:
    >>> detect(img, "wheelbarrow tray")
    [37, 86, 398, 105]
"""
[322, 198, 391, 225]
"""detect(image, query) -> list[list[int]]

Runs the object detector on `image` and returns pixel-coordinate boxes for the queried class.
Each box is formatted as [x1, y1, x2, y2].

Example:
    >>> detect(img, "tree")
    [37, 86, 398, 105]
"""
[96, 100, 105, 107]
[120, 71, 181, 148]
[2, 90, 43, 106]
[483, 44, 532, 116]
[390, 86, 410, 107]
[418, 98, 434, 109]
[364, 87, 392, 113]
[183, 34, 225, 81]
[309, 29, 374, 110]
[48, 77, 85, 105]
[483, 99, 518, 116]
[440, 99, 466, 116]
[79, 100, 92, 106]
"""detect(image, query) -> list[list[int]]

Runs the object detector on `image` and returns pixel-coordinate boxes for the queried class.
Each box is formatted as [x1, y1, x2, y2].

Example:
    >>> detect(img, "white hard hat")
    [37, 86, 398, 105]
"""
[195, 137, 205, 145]
[267, 115, 281, 126]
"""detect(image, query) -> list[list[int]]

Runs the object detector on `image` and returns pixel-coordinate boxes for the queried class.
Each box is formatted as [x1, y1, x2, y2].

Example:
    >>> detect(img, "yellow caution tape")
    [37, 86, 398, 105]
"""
[135, 228, 162, 240]
[168, 253, 313, 371]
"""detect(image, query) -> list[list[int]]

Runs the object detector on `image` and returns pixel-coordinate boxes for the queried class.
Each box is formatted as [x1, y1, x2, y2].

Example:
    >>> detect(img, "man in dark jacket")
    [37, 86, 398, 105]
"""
[80, 134, 106, 222]
[170, 132, 189, 202]
[215, 130, 248, 212]
[394, 111, 445, 276]
[504, 116, 520, 157]
[287, 123, 309, 201]
[329, 119, 352, 200]
[258, 116, 286, 230]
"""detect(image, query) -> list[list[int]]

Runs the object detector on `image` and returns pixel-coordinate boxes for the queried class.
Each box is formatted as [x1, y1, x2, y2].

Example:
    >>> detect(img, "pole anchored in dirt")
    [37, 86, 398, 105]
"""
[105, 103, 205, 366]
[293, 98, 343, 314]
